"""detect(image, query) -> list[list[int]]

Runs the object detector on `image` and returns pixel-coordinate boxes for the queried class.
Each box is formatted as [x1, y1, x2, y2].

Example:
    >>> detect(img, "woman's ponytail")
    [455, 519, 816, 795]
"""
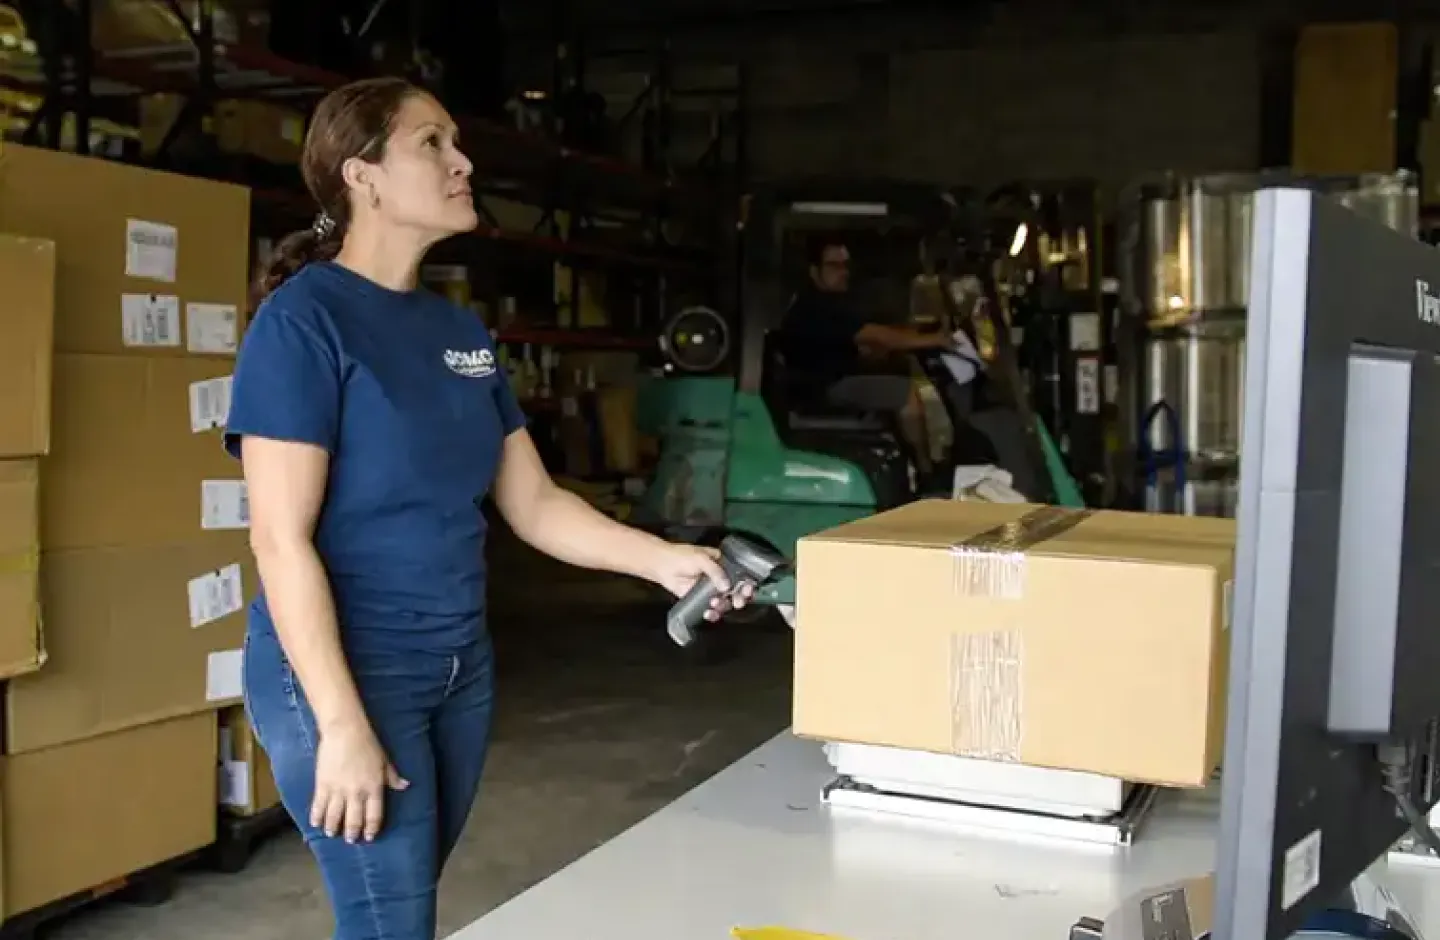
[249, 214, 342, 310]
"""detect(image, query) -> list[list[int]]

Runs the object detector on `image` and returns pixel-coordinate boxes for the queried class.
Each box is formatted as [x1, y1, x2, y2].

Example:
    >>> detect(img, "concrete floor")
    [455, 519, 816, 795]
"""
[49, 539, 794, 940]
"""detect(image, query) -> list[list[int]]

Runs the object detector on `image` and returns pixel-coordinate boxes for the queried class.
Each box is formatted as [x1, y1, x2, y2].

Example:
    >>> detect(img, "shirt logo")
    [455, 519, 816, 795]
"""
[444, 348, 496, 378]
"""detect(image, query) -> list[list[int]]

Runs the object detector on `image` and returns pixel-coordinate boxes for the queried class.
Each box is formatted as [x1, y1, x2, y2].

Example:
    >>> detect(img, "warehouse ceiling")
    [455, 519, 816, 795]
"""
[499, 0, 988, 34]
[495, 0, 1440, 46]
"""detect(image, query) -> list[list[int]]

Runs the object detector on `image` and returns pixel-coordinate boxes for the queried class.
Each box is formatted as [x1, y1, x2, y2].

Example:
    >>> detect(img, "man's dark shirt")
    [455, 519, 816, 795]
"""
[776, 286, 871, 399]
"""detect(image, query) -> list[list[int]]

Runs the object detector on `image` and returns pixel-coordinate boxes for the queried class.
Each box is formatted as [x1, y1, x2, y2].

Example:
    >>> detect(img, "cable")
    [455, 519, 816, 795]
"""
[1139, 400, 1185, 510]
[1377, 742, 1440, 858]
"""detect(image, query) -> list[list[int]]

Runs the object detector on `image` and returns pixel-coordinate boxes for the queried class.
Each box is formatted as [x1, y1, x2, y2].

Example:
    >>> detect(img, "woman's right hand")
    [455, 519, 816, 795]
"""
[310, 719, 410, 843]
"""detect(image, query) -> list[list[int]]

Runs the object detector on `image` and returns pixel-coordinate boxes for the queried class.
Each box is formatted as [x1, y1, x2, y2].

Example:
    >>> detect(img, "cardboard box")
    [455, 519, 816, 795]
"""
[44, 354, 242, 552]
[94, 0, 267, 51]
[0, 235, 56, 459]
[218, 706, 280, 817]
[5, 533, 251, 754]
[0, 460, 42, 680]
[793, 501, 1235, 788]
[0, 144, 249, 357]
[217, 100, 306, 167]
[1, 712, 217, 917]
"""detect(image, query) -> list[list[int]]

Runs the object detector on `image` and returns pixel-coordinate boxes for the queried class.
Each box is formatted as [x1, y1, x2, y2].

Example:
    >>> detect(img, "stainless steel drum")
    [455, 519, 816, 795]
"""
[1122, 170, 1418, 515]
[1132, 170, 1418, 326]
[1319, 171, 1419, 236]
[1137, 174, 1256, 326]
[1143, 470, 1240, 519]
[1141, 319, 1245, 463]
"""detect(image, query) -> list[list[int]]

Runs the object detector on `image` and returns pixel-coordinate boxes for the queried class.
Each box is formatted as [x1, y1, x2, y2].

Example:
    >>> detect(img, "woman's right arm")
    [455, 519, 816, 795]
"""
[242, 436, 365, 737]
[225, 302, 405, 843]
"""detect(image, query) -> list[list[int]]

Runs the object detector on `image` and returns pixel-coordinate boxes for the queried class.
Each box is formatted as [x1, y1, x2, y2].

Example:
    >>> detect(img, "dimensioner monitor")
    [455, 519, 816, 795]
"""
[1213, 186, 1440, 940]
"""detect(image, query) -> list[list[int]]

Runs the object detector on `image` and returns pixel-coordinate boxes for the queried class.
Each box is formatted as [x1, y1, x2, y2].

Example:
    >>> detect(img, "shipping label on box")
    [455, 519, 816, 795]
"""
[189, 563, 245, 628]
[124, 219, 178, 283]
[186, 302, 240, 355]
[206, 648, 244, 702]
[189, 375, 233, 433]
[120, 293, 181, 348]
[201, 480, 249, 530]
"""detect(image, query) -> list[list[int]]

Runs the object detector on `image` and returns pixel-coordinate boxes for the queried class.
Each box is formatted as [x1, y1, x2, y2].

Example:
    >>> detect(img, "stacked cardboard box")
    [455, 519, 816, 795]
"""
[793, 500, 1235, 789]
[139, 95, 306, 167]
[0, 144, 258, 918]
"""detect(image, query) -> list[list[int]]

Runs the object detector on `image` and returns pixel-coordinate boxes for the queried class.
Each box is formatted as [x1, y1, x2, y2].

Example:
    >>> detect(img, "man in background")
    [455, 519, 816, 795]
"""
[776, 237, 953, 469]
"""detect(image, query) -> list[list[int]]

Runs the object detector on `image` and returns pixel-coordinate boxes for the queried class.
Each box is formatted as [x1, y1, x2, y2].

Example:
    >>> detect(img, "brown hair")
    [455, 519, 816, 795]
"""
[251, 77, 421, 306]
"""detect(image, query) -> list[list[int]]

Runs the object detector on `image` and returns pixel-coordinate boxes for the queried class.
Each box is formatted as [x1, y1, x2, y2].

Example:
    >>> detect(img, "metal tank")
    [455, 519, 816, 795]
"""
[1121, 170, 1418, 517]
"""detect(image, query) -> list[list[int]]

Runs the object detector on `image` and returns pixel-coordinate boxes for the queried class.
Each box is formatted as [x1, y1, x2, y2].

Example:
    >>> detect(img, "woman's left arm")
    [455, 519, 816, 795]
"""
[492, 429, 737, 601]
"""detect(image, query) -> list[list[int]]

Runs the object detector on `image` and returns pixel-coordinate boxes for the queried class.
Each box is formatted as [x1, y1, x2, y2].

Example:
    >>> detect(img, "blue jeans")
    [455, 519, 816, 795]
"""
[244, 628, 495, 940]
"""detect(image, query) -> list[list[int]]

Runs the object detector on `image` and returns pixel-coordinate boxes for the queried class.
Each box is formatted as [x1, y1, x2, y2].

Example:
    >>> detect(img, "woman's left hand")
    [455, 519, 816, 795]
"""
[651, 543, 756, 621]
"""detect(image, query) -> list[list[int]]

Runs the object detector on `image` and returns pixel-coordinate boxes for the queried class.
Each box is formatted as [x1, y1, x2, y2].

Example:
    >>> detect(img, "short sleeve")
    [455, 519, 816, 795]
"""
[223, 303, 341, 459]
[493, 368, 527, 436]
[780, 296, 862, 360]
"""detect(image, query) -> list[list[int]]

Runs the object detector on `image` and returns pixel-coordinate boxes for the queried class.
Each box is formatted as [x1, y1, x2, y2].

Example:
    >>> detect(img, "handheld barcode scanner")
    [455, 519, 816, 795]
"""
[666, 535, 790, 648]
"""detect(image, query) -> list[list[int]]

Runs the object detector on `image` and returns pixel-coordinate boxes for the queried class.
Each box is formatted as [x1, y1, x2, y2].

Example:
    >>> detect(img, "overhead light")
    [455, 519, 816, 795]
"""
[522, 89, 547, 100]
[1008, 222, 1028, 257]
[789, 201, 889, 217]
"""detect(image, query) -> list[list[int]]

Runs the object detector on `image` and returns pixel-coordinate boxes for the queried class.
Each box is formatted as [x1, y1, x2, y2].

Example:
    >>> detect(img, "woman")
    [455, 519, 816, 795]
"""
[225, 77, 751, 940]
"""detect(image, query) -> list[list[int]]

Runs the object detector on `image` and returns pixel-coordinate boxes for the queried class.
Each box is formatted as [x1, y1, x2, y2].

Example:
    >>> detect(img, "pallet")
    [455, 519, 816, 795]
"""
[206, 804, 292, 874]
[0, 852, 192, 940]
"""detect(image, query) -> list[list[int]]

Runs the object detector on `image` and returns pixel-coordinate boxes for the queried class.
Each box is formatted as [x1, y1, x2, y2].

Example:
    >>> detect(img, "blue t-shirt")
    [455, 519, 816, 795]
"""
[223, 261, 525, 654]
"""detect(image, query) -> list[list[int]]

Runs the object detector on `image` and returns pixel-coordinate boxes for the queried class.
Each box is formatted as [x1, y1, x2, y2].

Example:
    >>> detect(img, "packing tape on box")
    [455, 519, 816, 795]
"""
[948, 505, 1093, 599]
[946, 506, 1094, 762]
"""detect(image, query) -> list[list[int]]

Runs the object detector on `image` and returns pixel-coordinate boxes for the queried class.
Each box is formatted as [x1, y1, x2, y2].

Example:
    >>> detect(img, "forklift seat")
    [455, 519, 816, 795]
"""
[760, 331, 887, 435]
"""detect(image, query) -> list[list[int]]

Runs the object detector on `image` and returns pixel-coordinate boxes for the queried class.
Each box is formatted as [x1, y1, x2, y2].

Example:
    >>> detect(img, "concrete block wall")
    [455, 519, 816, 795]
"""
[535, 4, 1440, 192]
[734, 31, 1261, 188]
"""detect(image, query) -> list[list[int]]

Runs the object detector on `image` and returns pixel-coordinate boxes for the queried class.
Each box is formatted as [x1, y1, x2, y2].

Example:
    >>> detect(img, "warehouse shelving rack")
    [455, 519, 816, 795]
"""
[4, 0, 748, 350]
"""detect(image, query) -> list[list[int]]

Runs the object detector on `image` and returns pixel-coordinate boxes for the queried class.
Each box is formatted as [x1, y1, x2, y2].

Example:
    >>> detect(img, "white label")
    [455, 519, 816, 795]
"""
[122, 293, 181, 348]
[186, 303, 240, 355]
[220, 760, 252, 808]
[189, 564, 246, 629]
[189, 375, 233, 433]
[206, 648, 245, 702]
[125, 219, 178, 282]
[201, 480, 250, 530]
[1068, 312, 1103, 352]
[1075, 358, 1101, 415]
[1281, 828, 1323, 910]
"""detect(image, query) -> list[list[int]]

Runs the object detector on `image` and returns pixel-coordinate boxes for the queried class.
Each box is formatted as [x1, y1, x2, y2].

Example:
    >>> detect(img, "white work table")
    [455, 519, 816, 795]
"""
[454, 732, 1440, 940]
